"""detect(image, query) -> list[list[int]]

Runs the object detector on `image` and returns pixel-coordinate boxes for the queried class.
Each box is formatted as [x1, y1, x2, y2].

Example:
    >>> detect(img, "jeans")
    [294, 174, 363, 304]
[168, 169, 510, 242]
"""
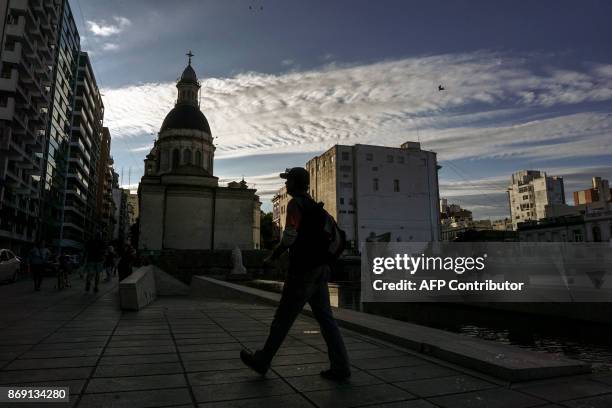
[85, 262, 102, 290]
[260, 264, 350, 373]
[31, 264, 44, 290]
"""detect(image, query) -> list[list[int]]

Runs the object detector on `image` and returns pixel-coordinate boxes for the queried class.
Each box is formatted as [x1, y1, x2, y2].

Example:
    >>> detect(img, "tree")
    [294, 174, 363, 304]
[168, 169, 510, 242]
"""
[260, 212, 278, 250]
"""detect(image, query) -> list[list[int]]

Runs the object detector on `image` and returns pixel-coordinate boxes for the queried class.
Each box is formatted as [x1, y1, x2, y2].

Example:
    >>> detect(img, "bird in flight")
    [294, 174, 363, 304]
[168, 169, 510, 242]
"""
[438, 85, 445, 91]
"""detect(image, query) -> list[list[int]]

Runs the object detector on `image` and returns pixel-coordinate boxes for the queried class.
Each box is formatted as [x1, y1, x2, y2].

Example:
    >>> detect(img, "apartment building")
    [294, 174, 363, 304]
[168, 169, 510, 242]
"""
[0, 0, 62, 249]
[303, 142, 440, 248]
[507, 170, 565, 230]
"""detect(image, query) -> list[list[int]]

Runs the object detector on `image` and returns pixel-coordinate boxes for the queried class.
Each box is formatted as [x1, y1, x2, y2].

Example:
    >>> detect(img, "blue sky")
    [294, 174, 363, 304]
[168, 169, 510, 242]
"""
[71, 0, 612, 217]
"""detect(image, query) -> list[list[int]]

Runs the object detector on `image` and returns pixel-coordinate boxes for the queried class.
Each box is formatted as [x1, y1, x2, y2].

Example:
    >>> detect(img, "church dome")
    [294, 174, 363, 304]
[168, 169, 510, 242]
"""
[160, 104, 211, 134]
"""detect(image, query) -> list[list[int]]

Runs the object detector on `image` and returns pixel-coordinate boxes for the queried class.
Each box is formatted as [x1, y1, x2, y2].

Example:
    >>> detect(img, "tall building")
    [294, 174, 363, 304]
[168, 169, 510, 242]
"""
[60, 52, 106, 250]
[127, 192, 138, 226]
[43, 2, 81, 248]
[0, 0, 63, 250]
[112, 186, 129, 243]
[507, 170, 565, 230]
[304, 142, 440, 248]
[96, 127, 115, 242]
[573, 177, 611, 205]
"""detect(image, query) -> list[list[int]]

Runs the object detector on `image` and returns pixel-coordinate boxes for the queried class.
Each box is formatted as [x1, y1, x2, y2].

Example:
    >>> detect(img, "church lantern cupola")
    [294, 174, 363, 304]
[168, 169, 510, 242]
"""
[176, 50, 201, 107]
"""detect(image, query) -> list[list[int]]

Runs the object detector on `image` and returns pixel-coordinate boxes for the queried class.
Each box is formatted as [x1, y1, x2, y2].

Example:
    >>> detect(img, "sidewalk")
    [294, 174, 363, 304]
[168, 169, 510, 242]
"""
[0, 277, 611, 407]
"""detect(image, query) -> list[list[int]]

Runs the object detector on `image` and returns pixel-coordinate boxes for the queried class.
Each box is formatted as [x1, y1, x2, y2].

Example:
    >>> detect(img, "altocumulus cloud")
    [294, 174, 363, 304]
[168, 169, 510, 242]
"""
[102, 51, 612, 213]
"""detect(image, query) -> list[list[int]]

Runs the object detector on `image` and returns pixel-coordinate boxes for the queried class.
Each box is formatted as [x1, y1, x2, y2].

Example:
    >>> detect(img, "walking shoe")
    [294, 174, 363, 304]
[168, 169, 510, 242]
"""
[320, 369, 351, 381]
[240, 350, 269, 375]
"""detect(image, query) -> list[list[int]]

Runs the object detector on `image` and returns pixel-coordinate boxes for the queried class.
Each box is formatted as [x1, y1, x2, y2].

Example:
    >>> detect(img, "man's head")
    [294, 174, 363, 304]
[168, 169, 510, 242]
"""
[280, 167, 309, 195]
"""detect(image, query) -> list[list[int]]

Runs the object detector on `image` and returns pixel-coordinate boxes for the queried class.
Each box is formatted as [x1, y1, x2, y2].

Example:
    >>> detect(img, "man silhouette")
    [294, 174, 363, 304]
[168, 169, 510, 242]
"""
[240, 167, 351, 380]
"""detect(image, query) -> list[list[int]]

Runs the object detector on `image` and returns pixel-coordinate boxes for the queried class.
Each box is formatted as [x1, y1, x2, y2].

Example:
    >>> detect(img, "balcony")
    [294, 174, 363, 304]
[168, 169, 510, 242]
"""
[5, 16, 26, 38]
[0, 98, 16, 121]
[1, 42, 23, 65]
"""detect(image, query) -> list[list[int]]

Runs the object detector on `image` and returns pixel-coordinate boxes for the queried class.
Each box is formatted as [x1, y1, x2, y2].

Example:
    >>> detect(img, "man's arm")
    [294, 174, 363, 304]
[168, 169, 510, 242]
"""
[267, 198, 301, 261]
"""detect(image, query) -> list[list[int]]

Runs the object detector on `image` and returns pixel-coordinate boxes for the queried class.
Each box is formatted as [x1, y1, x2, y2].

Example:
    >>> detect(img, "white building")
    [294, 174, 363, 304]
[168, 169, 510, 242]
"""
[301, 142, 440, 248]
[507, 170, 565, 230]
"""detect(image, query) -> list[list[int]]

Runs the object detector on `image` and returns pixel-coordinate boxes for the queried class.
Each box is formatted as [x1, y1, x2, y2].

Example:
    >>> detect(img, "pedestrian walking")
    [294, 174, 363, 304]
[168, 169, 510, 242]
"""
[27, 240, 51, 291]
[103, 245, 116, 281]
[117, 242, 136, 282]
[240, 167, 351, 381]
[83, 233, 105, 293]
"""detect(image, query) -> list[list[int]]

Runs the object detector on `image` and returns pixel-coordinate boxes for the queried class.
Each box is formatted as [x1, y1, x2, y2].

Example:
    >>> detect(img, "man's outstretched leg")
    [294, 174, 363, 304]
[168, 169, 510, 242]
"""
[308, 266, 351, 380]
[241, 278, 310, 375]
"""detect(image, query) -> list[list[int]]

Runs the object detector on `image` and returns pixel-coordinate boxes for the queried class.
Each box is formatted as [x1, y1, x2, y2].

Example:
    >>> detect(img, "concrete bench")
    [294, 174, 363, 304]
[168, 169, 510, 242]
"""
[119, 266, 157, 310]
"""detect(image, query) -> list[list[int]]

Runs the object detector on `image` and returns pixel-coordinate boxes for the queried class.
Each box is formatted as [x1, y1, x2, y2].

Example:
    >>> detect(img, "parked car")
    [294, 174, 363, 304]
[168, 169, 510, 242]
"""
[0, 249, 21, 282]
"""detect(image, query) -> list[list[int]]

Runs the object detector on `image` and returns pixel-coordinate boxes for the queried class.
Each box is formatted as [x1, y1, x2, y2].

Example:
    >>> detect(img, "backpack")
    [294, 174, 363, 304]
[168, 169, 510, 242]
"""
[293, 196, 346, 262]
[319, 203, 346, 261]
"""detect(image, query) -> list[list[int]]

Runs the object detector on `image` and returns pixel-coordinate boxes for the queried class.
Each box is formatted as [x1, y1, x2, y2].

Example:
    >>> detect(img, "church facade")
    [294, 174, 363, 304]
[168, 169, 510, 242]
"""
[138, 57, 261, 251]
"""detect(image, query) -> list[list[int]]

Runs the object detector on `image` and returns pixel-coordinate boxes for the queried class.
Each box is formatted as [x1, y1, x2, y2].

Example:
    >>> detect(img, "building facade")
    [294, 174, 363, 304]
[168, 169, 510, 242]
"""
[0, 0, 63, 250]
[60, 52, 107, 250]
[573, 177, 611, 206]
[507, 170, 565, 230]
[138, 58, 261, 251]
[303, 141, 440, 248]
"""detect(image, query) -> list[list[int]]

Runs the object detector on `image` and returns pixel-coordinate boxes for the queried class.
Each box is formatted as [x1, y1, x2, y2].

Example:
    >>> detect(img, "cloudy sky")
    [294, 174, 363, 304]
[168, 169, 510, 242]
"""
[71, 0, 612, 218]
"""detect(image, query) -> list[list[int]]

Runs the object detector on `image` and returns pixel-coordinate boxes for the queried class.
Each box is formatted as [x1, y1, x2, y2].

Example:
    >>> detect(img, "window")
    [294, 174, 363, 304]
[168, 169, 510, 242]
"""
[340, 198, 344, 205]
[387, 155, 394, 163]
[393, 179, 400, 192]
[342, 152, 350, 161]
[183, 149, 192, 164]
[373, 178, 379, 191]
[366, 153, 373, 161]
[195, 150, 202, 166]
[398, 156, 404, 164]
[172, 149, 180, 169]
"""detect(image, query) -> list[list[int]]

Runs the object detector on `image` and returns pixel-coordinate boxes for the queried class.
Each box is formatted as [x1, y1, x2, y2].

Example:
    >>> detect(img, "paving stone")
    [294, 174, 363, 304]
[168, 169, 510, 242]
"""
[183, 358, 247, 373]
[395, 374, 499, 397]
[370, 363, 460, 382]
[4, 356, 99, 370]
[563, 394, 612, 408]
[32, 341, 107, 350]
[188, 368, 278, 386]
[77, 387, 192, 408]
[99, 353, 179, 365]
[94, 362, 185, 377]
[103, 345, 177, 356]
[286, 370, 384, 392]
[273, 362, 333, 378]
[85, 373, 187, 393]
[178, 343, 241, 353]
[429, 388, 547, 408]
[198, 394, 314, 408]
[180, 350, 239, 361]
[192, 378, 294, 403]
[106, 339, 174, 348]
[351, 355, 425, 370]
[516, 378, 612, 403]
[0, 367, 92, 384]
[305, 383, 415, 408]
[14, 379, 87, 394]
[20, 347, 103, 359]
[372, 400, 440, 408]
[272, 352, 329, 366]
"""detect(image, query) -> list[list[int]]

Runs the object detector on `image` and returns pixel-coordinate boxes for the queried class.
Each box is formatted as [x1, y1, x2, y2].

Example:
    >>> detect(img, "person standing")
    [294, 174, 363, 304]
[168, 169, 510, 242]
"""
[83, 233, 105, 293]
[27, 240, 50, 291]
[240, 167, 351, 380]
[103, 245, 116, 281]
[117, 242, 136, 282]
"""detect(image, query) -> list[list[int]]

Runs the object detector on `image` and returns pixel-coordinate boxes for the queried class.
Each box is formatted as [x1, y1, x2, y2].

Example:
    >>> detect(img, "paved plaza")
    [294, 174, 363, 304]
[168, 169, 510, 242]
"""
[1, 277, 612, 407]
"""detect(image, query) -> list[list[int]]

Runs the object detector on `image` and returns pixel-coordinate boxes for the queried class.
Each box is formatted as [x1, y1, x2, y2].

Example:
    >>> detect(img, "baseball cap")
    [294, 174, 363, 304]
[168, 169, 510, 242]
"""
[280, 167, 309, 186]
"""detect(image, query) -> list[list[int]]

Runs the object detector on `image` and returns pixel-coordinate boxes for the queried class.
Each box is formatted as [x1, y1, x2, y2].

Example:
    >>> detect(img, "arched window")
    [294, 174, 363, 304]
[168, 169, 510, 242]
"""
[183, 148, 192, 165]
[195, 150, 202, 166]
[172, 148, 180, 169]
[203, 152, 208, 170]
